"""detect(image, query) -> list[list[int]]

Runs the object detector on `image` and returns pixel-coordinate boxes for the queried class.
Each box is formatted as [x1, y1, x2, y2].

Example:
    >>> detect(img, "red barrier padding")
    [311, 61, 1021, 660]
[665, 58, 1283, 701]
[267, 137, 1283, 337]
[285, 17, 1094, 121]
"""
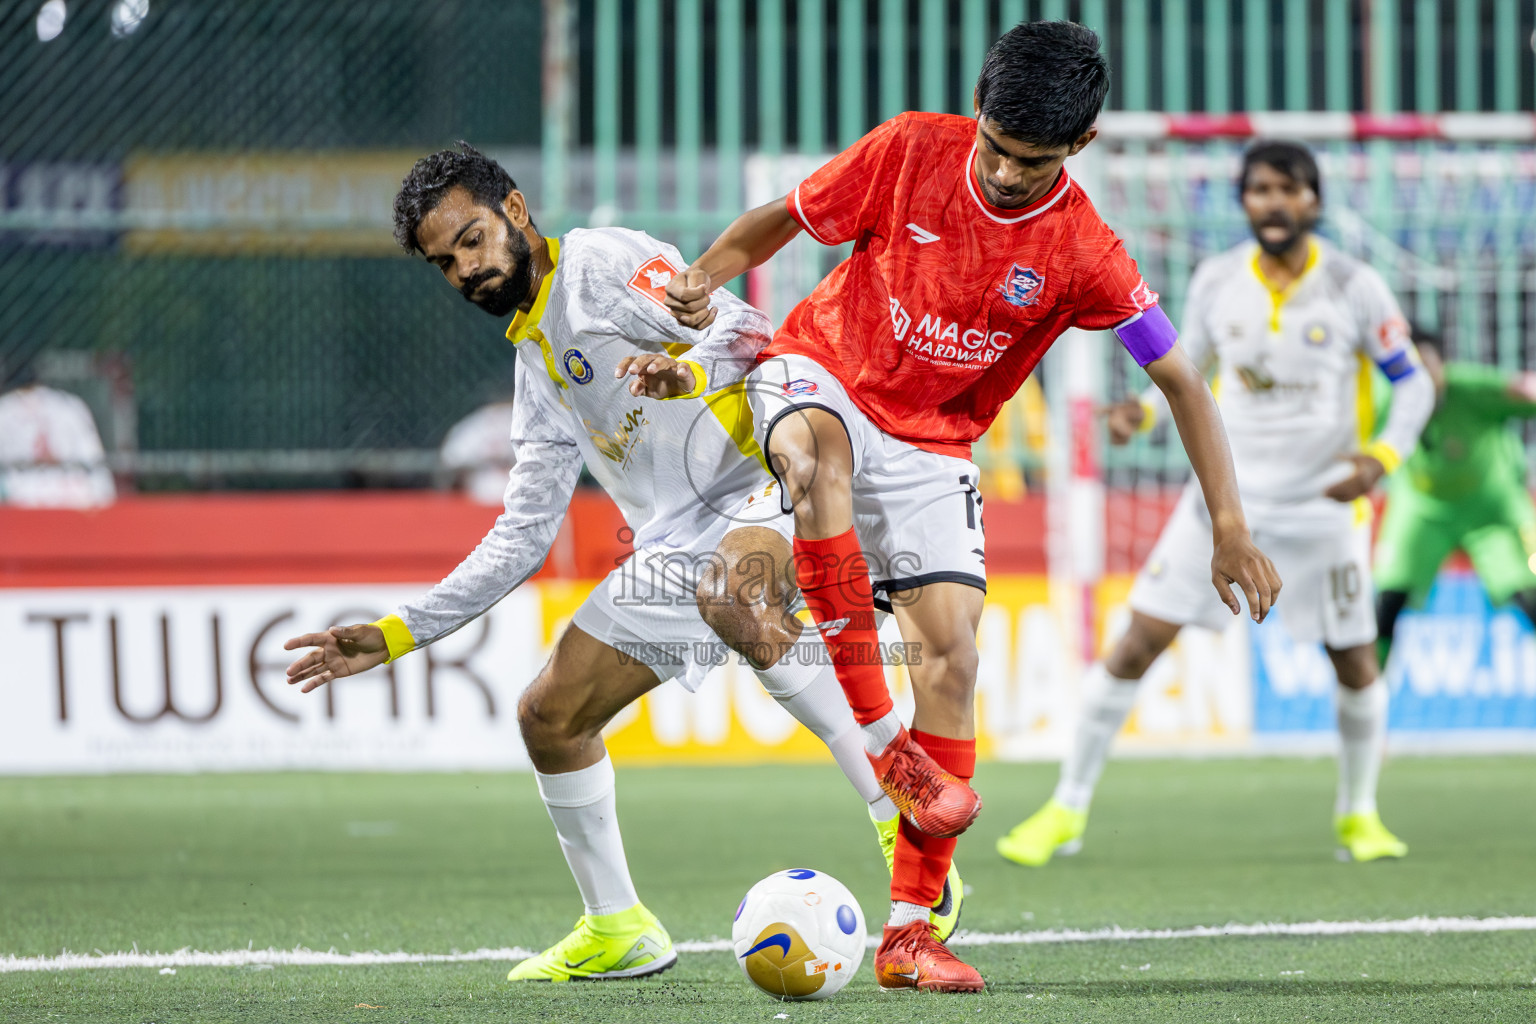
[0, 490, 634, 587]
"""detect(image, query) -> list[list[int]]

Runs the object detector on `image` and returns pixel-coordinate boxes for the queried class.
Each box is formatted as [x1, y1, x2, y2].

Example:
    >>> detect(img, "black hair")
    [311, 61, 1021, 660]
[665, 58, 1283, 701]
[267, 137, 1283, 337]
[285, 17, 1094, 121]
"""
[1239, 140, 1322, 203]
[1411, 325, 1445, 359]
[393, 141, 523, 254]
[974, 21, 1109, 149]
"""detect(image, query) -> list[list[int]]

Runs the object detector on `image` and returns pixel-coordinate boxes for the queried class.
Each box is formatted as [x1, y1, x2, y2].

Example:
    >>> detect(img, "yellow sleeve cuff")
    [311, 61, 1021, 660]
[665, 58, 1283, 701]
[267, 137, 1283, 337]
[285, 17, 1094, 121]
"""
[373, 614, 416, 663]
[1362, 440, 1402, 475]
[663, 359, 708, 401]
[1137, 398, 1158, 433]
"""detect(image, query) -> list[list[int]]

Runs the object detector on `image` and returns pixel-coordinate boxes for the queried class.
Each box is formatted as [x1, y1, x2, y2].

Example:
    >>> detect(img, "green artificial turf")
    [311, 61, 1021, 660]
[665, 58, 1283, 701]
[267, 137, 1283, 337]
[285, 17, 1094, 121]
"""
[2, 757, 1534, 1022]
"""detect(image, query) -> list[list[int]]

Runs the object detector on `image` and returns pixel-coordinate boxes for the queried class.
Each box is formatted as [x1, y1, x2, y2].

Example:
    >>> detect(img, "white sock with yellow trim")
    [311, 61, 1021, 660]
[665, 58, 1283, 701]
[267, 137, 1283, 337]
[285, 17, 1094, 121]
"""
[535, 754, 640, 917]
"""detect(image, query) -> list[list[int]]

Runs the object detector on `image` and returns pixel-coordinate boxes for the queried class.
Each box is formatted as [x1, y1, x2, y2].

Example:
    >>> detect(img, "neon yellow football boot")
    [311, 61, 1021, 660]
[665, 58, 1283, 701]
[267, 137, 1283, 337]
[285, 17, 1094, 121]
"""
[995, 798, 1088, 867]
[871, 810, 965, 942]
[507, 903, 676, 982]
[1335, 811, 1408, 862]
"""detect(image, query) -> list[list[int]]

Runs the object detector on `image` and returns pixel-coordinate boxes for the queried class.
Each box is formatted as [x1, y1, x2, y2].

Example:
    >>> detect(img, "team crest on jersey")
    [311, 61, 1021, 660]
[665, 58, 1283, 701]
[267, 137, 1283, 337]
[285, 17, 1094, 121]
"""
[999, 264, 1044, 307]
[783, 379, 819, 397]
[562, 347, 595, 384]
[627, 254, 683, 311]
[1302, 321, 1330, 346]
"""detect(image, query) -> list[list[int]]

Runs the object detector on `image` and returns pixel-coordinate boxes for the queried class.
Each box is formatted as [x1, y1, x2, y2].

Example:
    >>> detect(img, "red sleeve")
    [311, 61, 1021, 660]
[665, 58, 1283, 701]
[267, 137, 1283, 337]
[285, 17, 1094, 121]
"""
[1071, 235, 1159, 330]
[786, 115, 908, 247]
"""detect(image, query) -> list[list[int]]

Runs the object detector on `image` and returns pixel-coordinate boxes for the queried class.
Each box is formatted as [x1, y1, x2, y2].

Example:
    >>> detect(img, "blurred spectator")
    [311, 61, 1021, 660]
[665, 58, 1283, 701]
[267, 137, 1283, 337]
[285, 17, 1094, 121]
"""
[437, 399, 516, 505]
[0, 362, 116, 508]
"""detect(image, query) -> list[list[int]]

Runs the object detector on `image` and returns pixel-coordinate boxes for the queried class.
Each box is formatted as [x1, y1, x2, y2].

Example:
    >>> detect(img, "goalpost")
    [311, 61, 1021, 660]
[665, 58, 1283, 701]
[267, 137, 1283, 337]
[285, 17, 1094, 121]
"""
[1044, 112, 1536, 754]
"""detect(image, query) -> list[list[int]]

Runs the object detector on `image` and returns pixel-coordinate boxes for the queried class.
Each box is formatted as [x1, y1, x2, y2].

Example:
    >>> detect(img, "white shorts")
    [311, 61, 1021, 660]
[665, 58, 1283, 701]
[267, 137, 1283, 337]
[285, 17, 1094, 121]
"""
[570, 481, 795, 692]
[748, 353, 988, 609]
[1128, 486, 1375, 648]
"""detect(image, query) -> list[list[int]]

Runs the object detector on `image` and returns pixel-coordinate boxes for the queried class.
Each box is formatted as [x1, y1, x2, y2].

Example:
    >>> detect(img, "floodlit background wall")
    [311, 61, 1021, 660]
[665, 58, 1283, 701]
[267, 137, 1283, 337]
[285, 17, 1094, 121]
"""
[3, 0, 1535, 770]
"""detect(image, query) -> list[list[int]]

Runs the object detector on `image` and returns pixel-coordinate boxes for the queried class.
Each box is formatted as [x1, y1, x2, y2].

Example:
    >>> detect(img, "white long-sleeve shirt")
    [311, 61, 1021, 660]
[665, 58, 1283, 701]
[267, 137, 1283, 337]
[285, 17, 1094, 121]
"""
[380, 227, 775, 657]
[1142, 238, 1435, 534]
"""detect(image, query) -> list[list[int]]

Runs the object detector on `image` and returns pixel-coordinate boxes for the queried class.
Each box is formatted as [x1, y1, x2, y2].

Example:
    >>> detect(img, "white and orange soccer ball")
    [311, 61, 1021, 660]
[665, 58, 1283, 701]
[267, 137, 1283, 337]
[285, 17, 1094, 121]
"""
[731, 868, 866, 1001]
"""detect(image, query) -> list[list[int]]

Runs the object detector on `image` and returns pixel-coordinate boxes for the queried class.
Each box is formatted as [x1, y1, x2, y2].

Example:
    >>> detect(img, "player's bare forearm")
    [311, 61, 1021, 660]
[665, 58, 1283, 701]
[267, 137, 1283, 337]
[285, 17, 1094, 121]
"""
[1146, 348, 1243, 536]
[1145, 346, 1282, 621]
[690, 198, 801, 286]
[668, 199, 801, 329]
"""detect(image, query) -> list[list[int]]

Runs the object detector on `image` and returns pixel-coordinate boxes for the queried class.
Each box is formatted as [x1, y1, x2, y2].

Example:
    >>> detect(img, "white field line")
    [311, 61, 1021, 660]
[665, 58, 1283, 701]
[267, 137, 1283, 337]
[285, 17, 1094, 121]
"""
[4, 916, 1534, 973]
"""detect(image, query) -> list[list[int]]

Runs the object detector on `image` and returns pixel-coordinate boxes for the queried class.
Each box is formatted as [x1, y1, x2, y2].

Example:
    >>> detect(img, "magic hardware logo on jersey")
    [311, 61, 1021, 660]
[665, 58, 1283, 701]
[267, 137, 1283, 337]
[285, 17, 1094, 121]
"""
[999, 264, 1044, 307]
[890, 297, 1014, 367]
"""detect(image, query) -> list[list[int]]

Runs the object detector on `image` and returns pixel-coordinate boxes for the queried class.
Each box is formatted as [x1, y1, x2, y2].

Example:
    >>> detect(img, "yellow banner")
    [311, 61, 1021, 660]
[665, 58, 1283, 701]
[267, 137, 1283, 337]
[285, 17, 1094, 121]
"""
[122, 151, 417, 255]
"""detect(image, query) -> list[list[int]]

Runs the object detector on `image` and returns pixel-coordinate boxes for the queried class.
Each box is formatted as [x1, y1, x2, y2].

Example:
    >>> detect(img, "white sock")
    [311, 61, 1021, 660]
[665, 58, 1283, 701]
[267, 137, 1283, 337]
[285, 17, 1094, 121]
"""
[861, 709, 902, 758]
[1336, 680, 1388, 816]
[1053, 663, 1141, 812]
[757, 636, 898, 820]
[535, 755, 639, 917]
[887, 900, 929, 928]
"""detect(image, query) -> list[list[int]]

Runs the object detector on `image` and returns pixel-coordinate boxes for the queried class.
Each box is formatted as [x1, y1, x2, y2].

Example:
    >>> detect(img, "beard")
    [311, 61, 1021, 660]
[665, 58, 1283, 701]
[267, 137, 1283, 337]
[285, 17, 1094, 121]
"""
[460, 222, 534, 316]
[1251, 211, 1318, 258]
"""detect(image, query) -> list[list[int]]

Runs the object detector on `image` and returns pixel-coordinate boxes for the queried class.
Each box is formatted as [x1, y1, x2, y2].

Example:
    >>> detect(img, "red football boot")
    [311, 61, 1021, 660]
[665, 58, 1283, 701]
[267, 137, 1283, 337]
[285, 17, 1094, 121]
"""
[874, 920, 985, 993]
[868, 726, 982, 838]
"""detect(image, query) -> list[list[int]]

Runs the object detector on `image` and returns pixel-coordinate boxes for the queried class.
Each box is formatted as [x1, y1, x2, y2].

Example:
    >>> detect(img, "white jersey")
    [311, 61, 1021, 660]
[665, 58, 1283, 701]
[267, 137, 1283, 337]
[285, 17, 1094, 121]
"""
[391, 227, 775, 652]
[1144, 238, 1434, 533]
[0, 384, 115, 509]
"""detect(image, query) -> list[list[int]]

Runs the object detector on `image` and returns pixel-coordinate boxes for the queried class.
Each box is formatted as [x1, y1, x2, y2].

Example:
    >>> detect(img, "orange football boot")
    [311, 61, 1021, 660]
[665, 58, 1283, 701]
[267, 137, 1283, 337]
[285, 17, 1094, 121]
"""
[874, 920, 985, 993]
[868, 726, 982, 838]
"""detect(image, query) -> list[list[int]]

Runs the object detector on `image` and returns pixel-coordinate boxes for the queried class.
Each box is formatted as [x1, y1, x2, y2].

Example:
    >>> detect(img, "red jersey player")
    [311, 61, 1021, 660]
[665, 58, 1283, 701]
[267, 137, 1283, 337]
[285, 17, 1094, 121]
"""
[636, 21, 1280, 991]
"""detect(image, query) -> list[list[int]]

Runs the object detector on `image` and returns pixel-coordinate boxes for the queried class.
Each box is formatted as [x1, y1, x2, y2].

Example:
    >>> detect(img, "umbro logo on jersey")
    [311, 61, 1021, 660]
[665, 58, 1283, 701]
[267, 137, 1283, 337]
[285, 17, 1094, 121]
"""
[814, 617, 851, 637]
[905, 222, 940, 244]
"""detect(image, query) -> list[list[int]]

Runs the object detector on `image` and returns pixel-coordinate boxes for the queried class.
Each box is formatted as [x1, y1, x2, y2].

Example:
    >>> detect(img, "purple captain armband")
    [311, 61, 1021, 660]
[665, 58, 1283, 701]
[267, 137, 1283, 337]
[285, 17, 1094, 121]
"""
[1111, 304, 1178, 367]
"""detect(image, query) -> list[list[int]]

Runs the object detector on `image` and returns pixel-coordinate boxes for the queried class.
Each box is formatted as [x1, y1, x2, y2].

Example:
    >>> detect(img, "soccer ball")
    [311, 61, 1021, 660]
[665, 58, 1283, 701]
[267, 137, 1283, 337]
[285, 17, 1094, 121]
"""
[731, 868, 866, 1000]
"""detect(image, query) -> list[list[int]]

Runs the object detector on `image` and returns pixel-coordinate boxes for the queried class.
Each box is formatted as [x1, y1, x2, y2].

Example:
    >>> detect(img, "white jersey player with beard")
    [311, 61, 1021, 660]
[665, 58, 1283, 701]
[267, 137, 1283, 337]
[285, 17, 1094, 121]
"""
[1130, 236, 1433, 640]
[380, 227, 791, 685]
[287, 216, 945, 982]
[997, 145, 1435, 870]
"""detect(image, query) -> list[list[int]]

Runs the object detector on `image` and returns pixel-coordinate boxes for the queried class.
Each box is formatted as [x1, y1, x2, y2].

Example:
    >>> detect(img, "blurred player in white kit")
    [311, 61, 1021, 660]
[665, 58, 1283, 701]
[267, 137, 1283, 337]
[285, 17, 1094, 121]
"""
[282, 144, 959, 983]
[999, 141, 1436, 866]
[0, 362, 115, 509]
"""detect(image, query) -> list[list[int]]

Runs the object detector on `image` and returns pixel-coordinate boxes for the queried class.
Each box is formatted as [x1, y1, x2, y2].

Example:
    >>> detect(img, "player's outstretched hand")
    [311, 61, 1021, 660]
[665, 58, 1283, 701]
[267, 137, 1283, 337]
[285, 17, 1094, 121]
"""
[664, 267, 716, 330]
[615, 353, 697, 399]
[283, 624, 389, 693]
[1323, 453, 1386, 503]
[1102, 398, 1145, 445]
[1210, 533, 1282, 623]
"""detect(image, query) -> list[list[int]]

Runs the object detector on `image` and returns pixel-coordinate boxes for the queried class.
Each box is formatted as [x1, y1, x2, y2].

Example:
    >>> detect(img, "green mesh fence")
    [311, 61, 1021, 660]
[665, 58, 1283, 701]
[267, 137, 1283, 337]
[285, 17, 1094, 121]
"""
[0, 0, 541, 487]
[6, 0, 1536, 490]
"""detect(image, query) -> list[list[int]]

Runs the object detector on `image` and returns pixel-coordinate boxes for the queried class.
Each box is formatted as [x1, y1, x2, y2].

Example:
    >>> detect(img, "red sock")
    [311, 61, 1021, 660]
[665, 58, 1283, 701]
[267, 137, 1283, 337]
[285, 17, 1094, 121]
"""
[793, 529, 893, 725]
[891, 730, 976, 907]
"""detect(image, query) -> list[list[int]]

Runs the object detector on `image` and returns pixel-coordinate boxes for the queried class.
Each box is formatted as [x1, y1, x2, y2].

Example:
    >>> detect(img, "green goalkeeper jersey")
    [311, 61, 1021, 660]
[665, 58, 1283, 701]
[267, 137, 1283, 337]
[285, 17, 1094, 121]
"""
[1392, 362, 1536, 507]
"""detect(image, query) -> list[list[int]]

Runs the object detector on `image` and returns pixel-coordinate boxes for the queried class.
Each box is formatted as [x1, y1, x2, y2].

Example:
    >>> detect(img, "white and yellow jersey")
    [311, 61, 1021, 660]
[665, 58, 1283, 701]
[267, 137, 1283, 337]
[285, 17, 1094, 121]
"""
[1143, 237, 1434, 533]
[381, 227, 775, 656]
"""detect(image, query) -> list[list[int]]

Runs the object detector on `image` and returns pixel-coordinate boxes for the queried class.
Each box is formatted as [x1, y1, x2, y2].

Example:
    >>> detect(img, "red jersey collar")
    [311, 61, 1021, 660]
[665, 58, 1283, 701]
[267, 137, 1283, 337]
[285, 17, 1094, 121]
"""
[963, 144, 1071, 224]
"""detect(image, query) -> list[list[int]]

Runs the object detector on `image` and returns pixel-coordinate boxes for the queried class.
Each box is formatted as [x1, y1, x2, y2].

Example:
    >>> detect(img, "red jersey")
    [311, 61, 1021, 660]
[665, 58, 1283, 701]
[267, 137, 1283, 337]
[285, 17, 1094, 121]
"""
[774, 111, 1168, 457]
